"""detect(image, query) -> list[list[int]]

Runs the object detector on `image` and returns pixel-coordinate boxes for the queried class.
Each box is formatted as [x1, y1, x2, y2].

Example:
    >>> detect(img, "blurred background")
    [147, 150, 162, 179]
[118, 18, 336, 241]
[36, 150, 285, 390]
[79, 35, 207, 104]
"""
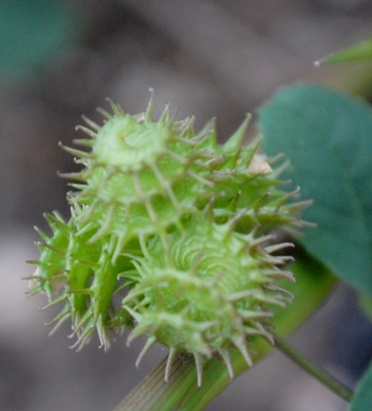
[1, 1, 372, 410]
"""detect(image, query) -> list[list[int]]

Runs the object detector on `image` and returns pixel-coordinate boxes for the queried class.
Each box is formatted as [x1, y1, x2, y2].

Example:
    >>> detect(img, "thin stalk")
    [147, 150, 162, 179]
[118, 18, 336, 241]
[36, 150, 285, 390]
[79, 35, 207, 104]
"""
[273, 331, 354, 403]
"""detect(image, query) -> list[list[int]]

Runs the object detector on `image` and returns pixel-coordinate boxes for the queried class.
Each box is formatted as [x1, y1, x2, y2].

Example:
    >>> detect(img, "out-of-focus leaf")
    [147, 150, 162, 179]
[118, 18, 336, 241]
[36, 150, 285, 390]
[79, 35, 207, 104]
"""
[315, 38, 372, 65]
[0, 0, 78, 80]
[359, 295, 372, 324]
[258, 85, 372, 297]
[350, 361, 372, 411]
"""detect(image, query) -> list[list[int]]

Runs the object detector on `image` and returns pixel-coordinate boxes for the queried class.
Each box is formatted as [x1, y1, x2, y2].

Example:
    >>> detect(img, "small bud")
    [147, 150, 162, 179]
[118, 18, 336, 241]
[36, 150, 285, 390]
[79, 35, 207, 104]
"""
[247, 154, 272, 175]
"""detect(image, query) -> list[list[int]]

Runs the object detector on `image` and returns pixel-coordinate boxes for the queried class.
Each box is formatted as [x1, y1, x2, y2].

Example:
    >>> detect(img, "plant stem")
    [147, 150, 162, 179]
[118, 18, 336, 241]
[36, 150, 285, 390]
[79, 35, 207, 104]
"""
[112, 353, 197, 411]
[272, 331, 354, 403]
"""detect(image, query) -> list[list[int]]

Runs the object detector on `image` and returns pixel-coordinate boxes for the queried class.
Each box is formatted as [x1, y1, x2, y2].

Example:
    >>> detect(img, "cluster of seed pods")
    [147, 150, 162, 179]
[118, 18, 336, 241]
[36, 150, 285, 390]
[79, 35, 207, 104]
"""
[29, 94, 308, 384]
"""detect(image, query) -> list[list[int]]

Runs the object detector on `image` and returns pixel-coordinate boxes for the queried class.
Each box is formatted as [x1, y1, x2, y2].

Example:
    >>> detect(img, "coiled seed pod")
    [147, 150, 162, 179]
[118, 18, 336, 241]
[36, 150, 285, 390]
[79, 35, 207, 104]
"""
[29, 209, 132, 350]
[123, 216, 294, 385]
[64, 97, 221, 260]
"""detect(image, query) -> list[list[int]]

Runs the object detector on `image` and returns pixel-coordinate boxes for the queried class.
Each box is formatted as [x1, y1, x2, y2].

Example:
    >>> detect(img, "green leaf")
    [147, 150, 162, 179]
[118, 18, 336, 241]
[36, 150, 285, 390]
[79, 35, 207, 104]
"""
[315, 38, 372, 65]
[258, 85, 372, 297]
[113, 249, 335, 411]
[350, 361, 372, 411]
[0, 0, 78, 81]
[359, 294, 372, 324]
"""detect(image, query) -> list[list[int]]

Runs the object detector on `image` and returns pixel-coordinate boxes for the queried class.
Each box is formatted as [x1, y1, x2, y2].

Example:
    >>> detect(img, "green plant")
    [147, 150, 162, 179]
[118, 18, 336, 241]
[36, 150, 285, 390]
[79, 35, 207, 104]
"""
[29, 95, 307, 377]
[27, 39, 372, 410]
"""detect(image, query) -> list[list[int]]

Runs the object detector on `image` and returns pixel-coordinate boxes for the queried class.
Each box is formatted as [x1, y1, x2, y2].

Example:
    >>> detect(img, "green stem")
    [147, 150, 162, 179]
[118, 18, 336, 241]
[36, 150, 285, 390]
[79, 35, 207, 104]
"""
[112, 353, 197, 411]
[273, 331, 354, 403]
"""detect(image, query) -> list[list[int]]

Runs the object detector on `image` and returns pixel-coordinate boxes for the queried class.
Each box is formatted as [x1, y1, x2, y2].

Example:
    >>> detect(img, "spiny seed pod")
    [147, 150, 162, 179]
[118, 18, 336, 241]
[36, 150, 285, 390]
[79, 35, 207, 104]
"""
[208, 127, 307, 233]
[28, 93, 309, 384]
[28, 209, 133, 350]
[63, 95, 222, 261]
[123, 216, 294, 385]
